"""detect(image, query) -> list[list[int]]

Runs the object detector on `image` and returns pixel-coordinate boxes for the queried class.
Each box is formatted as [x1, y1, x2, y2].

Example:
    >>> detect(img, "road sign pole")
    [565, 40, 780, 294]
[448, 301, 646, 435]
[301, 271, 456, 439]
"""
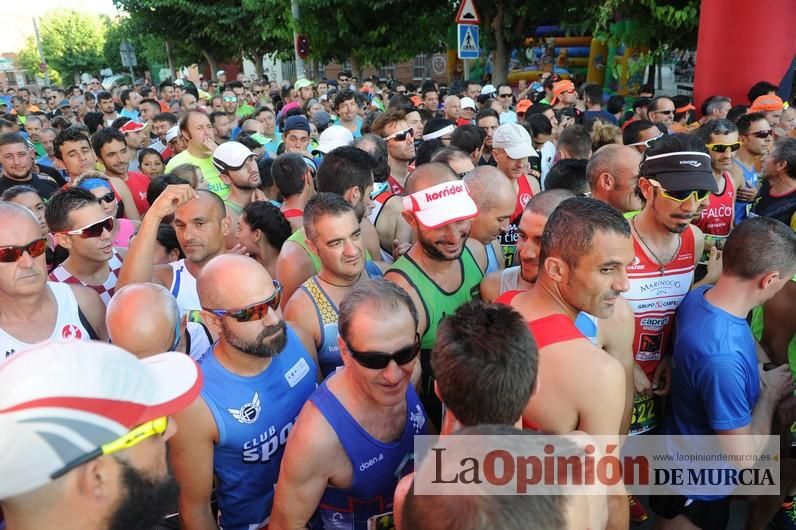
[464, 59, 470, 81]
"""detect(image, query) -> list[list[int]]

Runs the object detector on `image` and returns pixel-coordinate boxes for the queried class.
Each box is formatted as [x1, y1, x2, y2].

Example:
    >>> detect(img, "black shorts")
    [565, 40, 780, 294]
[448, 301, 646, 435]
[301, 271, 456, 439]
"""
[649, 493, 730, 530]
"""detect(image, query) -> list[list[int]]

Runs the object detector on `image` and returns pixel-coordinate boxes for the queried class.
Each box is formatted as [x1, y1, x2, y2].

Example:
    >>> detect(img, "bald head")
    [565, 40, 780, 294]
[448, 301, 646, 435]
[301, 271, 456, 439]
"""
[405, 162, 457, 195]
[464, 166, 514, 211]
[198, 254, 275, 310]
[0, 201, 39, 227]
[586, 145, 641, 188]
[585, 144, 642, 212]
[106, 283, 180, 358]
[525, 189, 576, 217]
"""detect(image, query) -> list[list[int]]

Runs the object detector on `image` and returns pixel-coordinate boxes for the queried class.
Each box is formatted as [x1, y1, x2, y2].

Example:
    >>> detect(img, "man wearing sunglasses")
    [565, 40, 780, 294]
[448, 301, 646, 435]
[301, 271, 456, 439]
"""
[731, 112, 773, 224]
[46, 188, 124, 306]
[284, 193, 384, 377]
[0, 203, 106, 358]
[495, 197, 630, 530]
[646, 96, 676, 131]
[118, 185, 229, 317]
[169, 254, 317, 530]
[372, 110, 415, 195]
[0, 132, 59, 199]
[693, 119, 745, 243]
[385, 164, 486, 428]
[550, 79, 578, 111]
[625, 135, 720, 438]
[0, 340, 202, 530]
[623, 119, 662, 154]
[272, 279, 427, 530]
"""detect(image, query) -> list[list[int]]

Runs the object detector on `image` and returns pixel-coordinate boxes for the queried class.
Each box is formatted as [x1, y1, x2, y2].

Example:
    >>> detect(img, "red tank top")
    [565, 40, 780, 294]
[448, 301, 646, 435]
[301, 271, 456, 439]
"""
[387, 175, 405, 195]
[625, 227, 695, 378]
[694, 171, 734, 237]
[281, 208, 303, 219]
[495, 290, 585, 431]
[498, 175, 535, 268]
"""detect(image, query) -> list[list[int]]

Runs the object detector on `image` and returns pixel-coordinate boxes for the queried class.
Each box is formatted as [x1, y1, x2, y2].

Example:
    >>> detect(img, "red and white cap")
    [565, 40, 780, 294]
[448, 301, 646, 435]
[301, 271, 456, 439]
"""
[119, 120, 148, 134]
[402, 180, 479, 229]
[0, 339, 202, 499]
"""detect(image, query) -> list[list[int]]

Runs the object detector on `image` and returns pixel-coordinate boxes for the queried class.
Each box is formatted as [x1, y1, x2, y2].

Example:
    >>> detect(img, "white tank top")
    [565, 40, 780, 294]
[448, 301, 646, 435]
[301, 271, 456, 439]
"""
[169, 259, 201, 316]
[499, 266, 522, 294]
[0, 282, 93, 358]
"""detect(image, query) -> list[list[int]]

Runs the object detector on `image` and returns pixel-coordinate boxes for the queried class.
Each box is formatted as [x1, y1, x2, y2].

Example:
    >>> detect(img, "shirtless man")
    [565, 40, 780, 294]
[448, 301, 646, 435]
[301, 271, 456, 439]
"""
[0, 202, 106, 358]
[284, 193, 383, 377]
[271, 280, 427, 530]
[495, 196, 631, 530]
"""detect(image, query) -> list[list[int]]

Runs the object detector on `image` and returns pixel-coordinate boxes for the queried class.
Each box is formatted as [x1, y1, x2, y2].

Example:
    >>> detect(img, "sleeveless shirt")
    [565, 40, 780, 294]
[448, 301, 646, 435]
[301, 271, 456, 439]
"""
[694, 171, 735, 238]
[169, 259, 201, 315]
[498, 174, 535, 268]
[49, 251, 124, 305]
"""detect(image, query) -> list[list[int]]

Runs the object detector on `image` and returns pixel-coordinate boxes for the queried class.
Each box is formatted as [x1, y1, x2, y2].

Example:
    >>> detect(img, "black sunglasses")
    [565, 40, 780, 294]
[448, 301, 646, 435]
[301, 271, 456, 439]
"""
[347, 334, 421, 370]
[0, 238, 47, 263]
[97, 191, 116, 204]
[205, 281, 282, 322]
[746, 129, 772, 139]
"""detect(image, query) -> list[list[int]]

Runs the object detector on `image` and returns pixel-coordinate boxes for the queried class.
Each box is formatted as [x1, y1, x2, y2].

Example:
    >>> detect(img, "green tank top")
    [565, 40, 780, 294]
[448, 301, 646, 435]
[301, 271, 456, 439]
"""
[388, 246, 484, 350]
[287, 229, 373, 273]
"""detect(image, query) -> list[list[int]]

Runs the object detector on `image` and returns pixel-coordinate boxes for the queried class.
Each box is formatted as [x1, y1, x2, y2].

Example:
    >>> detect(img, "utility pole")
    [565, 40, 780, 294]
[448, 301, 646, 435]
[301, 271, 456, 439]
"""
[291, 0, 305, 79]
[32, 17, 50, 86]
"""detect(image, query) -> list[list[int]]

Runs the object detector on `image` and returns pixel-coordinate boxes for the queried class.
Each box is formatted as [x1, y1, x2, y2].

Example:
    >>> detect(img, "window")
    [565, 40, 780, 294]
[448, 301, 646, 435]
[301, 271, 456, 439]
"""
[378, 64, 396, 80]
[413, 55, 428, 81]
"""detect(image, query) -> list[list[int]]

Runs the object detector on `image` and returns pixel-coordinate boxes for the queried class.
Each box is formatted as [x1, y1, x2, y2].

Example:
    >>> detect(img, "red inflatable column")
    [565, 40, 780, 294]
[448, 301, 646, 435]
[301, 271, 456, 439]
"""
[693, 0, 796, 111]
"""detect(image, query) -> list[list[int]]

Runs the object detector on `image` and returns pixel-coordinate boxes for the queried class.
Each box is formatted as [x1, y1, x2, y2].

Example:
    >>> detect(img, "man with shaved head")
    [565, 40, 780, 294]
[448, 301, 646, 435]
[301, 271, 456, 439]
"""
[106, 282, 212, 359]
[385, 162, 487, 427]
[586, 144, 644, 214]
[169, 254, 318, 530]
[118, 185, 230, 315]
[0, 202, 106, 358]
[464, 166, 517, 274]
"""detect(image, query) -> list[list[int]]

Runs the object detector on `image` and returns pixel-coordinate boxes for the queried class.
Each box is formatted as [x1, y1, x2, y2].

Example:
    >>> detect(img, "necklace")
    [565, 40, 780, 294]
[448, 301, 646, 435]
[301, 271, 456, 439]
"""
[317, 272, 361, 288]
[631, 217, 681, 276]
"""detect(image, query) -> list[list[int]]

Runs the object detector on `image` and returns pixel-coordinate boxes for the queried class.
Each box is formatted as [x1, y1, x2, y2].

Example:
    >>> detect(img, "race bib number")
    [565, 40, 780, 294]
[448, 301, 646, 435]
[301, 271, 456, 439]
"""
[629, 393, 661, 435]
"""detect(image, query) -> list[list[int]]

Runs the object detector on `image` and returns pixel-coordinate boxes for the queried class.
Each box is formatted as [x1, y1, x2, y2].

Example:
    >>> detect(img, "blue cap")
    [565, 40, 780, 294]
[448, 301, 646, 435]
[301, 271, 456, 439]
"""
[284, 115, 311, 134]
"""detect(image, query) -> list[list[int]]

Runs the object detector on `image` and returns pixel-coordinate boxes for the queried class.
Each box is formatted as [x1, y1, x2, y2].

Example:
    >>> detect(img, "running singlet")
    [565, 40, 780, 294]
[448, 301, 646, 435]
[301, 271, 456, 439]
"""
[281, 208, 303, 219]
[312, 377, 427, 530]
[387, 175, 405, 196]
[752, 181, 796, 228]
[368, 184, 397, 263]
[733, 159, 758, 224]
[495, 290, 586, 431]
[496, 267, 598, 344]
[49, 251, 123, 305]
[0, 282, 96, 358]
[198, 326, 317, 530]
[169, 259, 201, 315]
[484, 242, 500, 274]
[694, 171, 734, 238]
[498, 174, 535, 268]
[299, 264, 384, 377]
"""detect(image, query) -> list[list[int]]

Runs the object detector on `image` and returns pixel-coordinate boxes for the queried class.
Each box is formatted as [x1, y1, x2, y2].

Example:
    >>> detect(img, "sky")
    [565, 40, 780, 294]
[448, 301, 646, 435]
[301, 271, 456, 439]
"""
[0, 0, 118, 54]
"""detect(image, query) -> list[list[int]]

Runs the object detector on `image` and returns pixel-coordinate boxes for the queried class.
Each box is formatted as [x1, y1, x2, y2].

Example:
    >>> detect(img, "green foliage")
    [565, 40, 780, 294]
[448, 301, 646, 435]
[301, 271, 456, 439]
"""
[17, 36, 63, 86]
[590, 0, 700, 50]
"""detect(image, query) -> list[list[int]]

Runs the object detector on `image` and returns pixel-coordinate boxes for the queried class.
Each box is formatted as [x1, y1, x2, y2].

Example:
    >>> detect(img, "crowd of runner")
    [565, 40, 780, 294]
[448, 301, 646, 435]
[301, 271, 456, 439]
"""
[0, 69, 795, 530]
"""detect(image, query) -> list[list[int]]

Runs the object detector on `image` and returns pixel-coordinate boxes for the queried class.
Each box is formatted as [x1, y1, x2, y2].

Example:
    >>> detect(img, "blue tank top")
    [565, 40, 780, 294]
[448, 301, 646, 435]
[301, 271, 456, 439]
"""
[484, 242, 500, 274]
[312, 378, 427, 530]
[575, 312, 599, 345]
[733, 159, 758, 224]
[199, 326, 317, 530]
[299, 263, 384, 378]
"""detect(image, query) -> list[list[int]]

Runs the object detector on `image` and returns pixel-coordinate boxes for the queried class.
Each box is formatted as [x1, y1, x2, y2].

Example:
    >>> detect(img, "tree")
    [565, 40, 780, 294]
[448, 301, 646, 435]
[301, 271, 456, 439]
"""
[37, 10, 107, 83]
[17, 36, 63, 86]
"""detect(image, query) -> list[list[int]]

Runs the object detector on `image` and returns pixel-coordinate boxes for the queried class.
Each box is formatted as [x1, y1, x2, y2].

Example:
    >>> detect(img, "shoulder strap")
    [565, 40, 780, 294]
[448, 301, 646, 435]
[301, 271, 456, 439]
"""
[495, 290, 522, 306]
[528, 315, 584, 349]
[302, 277, 338, 325]
[76, 306, 100, 340]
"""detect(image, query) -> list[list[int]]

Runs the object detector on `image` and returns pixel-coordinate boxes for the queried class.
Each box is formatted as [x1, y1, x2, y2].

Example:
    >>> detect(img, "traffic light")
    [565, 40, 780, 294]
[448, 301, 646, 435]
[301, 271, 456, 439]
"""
[296, 35, 310, 59]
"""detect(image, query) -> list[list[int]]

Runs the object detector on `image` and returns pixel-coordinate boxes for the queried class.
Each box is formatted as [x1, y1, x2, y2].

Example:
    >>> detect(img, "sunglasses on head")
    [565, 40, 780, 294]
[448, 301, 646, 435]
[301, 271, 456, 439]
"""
[58, 217, 114, 238]
[627, 132, 664, 149]
[705, 142, 741, 153]
[205, 280, 282, 322]
[347, 334, 421, 370]
[97, 191, 116, 204]
[384, 127, 414, 142]
[745, 129, 772, 139]
[647, 179, 711, 202]
[0, 238, 47, 263]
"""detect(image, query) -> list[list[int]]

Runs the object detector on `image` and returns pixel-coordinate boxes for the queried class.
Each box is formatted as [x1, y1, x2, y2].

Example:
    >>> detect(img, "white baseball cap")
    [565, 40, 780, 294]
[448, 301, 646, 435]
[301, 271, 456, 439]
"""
[315, 125, 354, 154]
[213, 141, 256, 172]
[460, 97, 477, 111]
[0, 340, 202, 499]
[165, 125, 181, 143]
[402, 180, 479, 229]
[492, 123, 537, 160]
[480, 84, 497, 96]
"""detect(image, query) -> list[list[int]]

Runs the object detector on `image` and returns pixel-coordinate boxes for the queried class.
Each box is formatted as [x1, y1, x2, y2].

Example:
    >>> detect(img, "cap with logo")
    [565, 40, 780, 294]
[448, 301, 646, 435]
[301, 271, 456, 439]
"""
[492, 123, 538, 160]
[314, 125, 354, 154]
[460, 97, 477, 111]
[640, 151, 718, 193]
[0, 340, 202, 499]
[213, 141, 256, 172]
[402, 181, 479, 229]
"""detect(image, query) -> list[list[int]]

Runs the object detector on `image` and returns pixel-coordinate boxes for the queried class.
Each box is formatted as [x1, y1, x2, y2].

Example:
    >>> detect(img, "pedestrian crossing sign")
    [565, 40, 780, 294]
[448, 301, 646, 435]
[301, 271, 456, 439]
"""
[457, 24, 479, 59]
